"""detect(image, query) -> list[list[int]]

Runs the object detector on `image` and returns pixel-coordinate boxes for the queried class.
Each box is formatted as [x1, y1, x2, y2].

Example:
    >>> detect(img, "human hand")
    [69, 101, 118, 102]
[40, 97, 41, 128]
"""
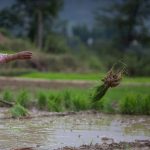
[16, 51, 32, 60]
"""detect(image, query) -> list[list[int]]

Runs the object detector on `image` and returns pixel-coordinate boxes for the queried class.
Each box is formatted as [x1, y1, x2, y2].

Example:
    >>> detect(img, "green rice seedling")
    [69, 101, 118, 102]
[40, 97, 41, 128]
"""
[120, 94, 136, 114]
[141, 95, 150, 115]
[134, 95, 143, 114]
[61, 90, 75, 111]
[92, 65, 125, 105]
[37, 91, 48, 110]
[102, 98, 117, 113]
[10, 104, 29, 118]
[72, 95, 90, 111]
[48, 93, 65, 112]
[47, 99, 57, 112]
[16, 90, 30, 108]
[2, 89, 13, 102]
[119, 94, 150, 115]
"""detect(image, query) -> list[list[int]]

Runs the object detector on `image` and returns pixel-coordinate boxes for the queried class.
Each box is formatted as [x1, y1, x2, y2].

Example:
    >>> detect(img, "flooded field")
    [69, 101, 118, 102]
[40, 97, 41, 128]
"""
[0, 111, 149, 150]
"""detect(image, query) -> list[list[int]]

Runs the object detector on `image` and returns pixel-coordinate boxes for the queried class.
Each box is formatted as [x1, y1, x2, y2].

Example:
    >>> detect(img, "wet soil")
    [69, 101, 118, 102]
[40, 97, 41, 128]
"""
[0, 110, 149, 150]
[0, 77, 93, 91]
[0, 77, 149, 91]
[11, 140, 150, 150]
[55, 140, 150, 150]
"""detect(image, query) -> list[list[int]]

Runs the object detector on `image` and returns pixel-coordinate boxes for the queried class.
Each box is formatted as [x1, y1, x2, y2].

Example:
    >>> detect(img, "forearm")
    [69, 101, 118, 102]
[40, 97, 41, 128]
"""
[0, 54, 18, 63]
[5, 54, 18, 63]
[0, 51, 32, 63]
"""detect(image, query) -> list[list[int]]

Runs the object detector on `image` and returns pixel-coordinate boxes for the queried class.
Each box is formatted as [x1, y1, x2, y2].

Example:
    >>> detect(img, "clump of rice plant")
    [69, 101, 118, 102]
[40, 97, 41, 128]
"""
[37, 91, 48, 110]
[92, 64, 125, 105]
[142, 95, 150, 115]
[48, 93, 61, 112]
[3, 89, 13, 102]
[16, 90, 30, 108]
[10, 104, 29, 118]
[120, 94, 150, 115]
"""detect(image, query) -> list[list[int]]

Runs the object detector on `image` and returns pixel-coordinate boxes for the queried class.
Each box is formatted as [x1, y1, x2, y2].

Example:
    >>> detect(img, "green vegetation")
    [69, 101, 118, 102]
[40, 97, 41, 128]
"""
[10, 104, 29, 118]
[20, 72, 104, 80]
[16, 90, 31, 108]
[19, 72, 150, 84]
[37, 91, 48, 110]
[120, 94, 150, 115]
[3, 89, 13, 102]
[0, 85, 149, 116]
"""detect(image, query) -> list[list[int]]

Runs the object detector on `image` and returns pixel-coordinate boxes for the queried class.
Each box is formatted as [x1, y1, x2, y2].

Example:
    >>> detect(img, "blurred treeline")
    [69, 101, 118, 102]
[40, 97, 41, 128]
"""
[0, 0, 150, 76]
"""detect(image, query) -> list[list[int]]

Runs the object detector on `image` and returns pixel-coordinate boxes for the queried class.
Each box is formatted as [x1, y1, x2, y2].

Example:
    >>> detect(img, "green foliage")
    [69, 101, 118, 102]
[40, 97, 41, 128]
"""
[3, 89, 13, 102]
[16, 90, 30, 108]
[123, 52, 150, 76]
[0, 0, 63, 47]
[10, 104, 28, 118]
[37, 91, 48, 110]
[44, 34, 70, 53]
[95, 0, 150, 48]
[120, 94, 150, 115]
[0, 68, 35, 77]
[0, 28, 11, 37]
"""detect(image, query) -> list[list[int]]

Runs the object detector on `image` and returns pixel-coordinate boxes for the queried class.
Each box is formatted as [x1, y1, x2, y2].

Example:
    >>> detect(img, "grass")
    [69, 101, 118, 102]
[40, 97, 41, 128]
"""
[20, 72, 104, 80]
[19, 72, 150, 83]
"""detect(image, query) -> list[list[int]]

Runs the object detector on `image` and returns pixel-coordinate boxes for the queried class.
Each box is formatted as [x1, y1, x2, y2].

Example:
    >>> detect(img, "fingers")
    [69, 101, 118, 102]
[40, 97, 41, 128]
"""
[17, 51, 32, 60]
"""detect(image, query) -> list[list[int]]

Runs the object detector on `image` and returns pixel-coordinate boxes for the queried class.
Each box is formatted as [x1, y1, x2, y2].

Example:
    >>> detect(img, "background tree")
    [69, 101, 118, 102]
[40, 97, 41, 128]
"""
[0, 0, 63, 49]
[95, 0, 150, 51]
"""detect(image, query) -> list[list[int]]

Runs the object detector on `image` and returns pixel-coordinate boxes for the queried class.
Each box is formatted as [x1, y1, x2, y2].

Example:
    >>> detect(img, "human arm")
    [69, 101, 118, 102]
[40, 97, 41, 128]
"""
[0, 51, 32, 63]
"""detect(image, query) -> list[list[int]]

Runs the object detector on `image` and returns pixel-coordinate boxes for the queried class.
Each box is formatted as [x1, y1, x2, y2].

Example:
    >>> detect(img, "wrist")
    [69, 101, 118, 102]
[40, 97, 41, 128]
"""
[12, 53, 19, 59]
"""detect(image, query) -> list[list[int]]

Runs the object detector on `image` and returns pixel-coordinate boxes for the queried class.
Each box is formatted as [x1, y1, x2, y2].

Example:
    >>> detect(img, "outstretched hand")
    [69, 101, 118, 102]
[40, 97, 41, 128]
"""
[15, 51, 32, 60]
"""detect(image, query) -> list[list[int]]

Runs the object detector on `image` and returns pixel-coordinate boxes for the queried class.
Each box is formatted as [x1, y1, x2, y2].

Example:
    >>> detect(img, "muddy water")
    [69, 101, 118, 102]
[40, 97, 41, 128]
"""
[0, 112, 149, 150]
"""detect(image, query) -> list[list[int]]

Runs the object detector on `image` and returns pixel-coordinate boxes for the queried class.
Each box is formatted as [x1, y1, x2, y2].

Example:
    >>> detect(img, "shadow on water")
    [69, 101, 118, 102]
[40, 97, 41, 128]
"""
[0, 112, 149, 150]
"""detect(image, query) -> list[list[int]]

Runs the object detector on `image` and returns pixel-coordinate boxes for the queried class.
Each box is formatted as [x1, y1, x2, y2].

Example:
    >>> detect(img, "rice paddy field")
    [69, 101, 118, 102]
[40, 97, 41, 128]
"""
[0, 72, 150, 115]
[20, 72, 150, 83]
[0, 73, 150, 150]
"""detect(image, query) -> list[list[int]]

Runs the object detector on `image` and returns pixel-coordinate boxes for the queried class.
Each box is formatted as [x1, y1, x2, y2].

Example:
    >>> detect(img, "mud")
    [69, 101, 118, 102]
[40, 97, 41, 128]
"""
[0, 77, 149, 91]
[0, 77, 93, 91]
[0, 110, 149, 150]
[55, 140, 150, 150]
[11, 140, 150, 150]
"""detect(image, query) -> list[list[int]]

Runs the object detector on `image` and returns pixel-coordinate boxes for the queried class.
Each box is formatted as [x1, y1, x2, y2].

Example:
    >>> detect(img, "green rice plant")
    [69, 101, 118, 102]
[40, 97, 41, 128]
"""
[2, 89, 13, 102]
[92, 66, 125, 105]
[120, 94, 150, 115]
[48, 93, 64, 112]
[72, 95, 90, 111]
[10, 104, 29, 118]
[60, 90, 76, 111]
[102, 98, 117, 113]
[141, 95, 150, 115]
[37, 91, 48, 110]
[120, 94, 136, 114]
[16, 90, 30, 108]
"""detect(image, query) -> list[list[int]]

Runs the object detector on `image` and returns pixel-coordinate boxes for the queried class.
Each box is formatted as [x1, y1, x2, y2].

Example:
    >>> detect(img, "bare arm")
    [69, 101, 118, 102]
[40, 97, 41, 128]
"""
[0, 51, 32, 63]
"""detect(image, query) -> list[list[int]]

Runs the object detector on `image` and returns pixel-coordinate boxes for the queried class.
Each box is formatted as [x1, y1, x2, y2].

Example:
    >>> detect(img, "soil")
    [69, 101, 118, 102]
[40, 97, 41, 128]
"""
[55, 140, 150, 150]
[0, 77, 93, 91]
[12, 140, 150, 150]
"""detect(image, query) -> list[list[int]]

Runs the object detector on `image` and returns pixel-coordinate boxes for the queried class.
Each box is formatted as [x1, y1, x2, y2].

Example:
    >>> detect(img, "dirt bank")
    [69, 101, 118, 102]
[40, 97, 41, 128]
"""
[0, 77, 93, 90]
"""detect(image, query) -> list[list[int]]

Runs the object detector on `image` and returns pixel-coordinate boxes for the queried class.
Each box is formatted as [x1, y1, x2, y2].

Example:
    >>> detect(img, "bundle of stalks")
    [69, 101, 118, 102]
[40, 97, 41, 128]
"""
[92, 65, 126, 103]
